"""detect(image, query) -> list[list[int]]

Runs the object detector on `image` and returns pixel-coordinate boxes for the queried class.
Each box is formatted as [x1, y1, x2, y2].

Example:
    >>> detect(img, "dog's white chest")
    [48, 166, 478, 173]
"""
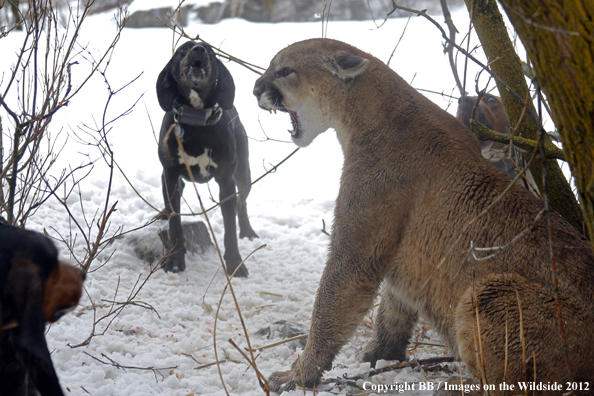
[189, 90, 204, 108]
[178, 148, 218, 178]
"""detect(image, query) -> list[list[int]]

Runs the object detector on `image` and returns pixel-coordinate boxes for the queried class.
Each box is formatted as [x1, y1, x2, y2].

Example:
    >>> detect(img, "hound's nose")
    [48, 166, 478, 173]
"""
[193, 44, 206, 54]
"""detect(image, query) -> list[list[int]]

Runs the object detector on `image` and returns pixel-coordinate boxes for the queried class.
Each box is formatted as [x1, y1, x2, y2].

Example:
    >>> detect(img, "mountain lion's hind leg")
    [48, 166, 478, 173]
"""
[362, 285, 418, 366]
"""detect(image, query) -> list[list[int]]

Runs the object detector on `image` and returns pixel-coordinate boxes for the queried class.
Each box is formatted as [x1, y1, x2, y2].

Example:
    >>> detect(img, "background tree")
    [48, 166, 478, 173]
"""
[494, 0, 594, 247]
[462, 0, 585, 234]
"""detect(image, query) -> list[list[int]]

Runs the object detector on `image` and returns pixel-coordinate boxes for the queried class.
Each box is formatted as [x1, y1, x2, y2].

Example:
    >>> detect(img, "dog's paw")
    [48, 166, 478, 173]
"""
[239, 229, 259, 241]
[227, 262, 249, 278]
[161, 254, 186, 273]
[224, 253, 249, 278]
[206, 104, 223, 125]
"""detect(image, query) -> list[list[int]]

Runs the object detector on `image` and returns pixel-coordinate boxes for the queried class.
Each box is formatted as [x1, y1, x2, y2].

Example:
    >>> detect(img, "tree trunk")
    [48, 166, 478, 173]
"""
[463, 0, 585, 235]
[497, 0, 594, 247]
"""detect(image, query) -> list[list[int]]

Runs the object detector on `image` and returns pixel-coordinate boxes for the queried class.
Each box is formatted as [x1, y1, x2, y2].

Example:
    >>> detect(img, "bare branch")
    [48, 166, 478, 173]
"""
[439, 0, 464, 95]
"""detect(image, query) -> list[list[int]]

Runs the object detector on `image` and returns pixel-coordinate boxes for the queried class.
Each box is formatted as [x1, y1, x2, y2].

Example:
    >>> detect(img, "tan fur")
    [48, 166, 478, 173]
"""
[254, 39, 594, 394]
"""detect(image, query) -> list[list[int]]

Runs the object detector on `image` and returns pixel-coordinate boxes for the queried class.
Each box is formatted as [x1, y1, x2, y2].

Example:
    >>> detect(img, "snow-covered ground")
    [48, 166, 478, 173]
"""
[1, 4, 506, 395]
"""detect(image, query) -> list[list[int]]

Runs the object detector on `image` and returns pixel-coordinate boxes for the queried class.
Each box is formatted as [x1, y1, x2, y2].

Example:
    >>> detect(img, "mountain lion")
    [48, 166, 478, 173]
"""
[253, 39, 594, 394]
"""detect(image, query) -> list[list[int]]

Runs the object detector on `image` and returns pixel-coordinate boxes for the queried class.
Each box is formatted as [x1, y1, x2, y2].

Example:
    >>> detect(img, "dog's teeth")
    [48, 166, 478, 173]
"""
[288, 129, 296, 135]
[269, 109, 272, 114]
[273, 109, 277, 114]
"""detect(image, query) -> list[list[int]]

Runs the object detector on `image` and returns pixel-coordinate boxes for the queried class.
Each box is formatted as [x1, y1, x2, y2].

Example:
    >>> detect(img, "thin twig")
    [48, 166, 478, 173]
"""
[247, 334, 309, 352]
[159, 15, 265, 75]
[387, 13, 412, 67]
[537, 90, 573, 381]
[83, 351, 177, 383]
[515, 288, 528, 395]
[388, 1, 541, 126]
[432, 128, 547, 293]
[174, 128, 267, 395]
[439, 0, 463, 95]
[469, 120, 566, 161]
[229, 339, 270, 394]
[151, 147, 300, 220]
[326, 356, 455, 382]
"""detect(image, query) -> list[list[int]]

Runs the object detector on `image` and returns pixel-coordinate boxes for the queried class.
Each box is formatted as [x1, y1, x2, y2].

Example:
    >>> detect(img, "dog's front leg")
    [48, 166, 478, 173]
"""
[162, 170, 186, 272]
[217, 177, 248, 277]
[268, 237, 385, 392]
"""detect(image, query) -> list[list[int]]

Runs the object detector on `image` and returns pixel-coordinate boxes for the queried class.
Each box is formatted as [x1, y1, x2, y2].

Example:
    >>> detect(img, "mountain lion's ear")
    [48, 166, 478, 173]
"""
[329, 51, 369, 80]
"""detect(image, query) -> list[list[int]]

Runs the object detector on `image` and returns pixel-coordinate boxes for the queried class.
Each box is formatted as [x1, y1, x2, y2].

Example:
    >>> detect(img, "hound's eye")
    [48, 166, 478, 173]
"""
[275, 67, 293, 78]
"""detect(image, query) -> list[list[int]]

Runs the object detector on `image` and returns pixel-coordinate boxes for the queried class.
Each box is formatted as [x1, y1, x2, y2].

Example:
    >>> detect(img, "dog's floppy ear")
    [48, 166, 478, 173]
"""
[6, 259, 65, 395]
[5, 260, 51, 363]
[157, 61, 178, 112]
[213, 59, 235, 110]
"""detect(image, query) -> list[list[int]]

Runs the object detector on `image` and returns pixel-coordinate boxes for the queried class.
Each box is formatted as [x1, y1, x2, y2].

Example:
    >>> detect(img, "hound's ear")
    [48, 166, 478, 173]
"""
[156, 62, 177, 112]
[18, 277, 64, 395]
[20, 291, 65, 396]
[327, 51, 369, 80]
[19, 287, 53, 366]
[213, 59, 235, 110]
[5, 260, 53, 366]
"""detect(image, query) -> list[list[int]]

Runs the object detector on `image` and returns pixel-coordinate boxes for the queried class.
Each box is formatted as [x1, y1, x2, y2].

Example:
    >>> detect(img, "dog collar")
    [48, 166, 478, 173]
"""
[172, 98, 223, 127]
[162, 98, 224, 167]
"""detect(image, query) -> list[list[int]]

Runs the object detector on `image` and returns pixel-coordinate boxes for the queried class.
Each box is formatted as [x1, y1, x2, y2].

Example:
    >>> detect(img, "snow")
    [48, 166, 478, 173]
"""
[0, 4, 492, 395]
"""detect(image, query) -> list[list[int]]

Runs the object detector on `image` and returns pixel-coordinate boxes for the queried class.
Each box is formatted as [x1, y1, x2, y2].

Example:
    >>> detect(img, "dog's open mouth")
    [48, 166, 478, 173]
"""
[184, 60, 209, 81]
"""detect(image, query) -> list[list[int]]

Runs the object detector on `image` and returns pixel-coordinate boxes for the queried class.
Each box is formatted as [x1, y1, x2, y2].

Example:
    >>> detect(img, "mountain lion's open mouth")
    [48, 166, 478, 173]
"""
[288, 110, 299, 136]
[264, 105, 301, 139]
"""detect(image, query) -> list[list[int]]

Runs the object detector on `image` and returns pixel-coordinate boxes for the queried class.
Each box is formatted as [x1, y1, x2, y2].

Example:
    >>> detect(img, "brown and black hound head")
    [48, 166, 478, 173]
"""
[456, 93, 510, 134]
[0, 225, 84, 332]
[455, 93, 536, 186]
[156, 41, 235, 112]
[0, 224, 84, 396]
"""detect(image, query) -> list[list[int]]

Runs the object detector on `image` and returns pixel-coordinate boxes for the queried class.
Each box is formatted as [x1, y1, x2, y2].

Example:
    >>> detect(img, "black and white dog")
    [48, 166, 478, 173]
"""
[156, 41, 258, 276]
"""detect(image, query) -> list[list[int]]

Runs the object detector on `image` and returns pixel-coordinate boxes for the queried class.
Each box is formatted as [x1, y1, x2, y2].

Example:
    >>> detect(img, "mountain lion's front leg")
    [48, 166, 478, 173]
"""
[268, 252, 383, 392]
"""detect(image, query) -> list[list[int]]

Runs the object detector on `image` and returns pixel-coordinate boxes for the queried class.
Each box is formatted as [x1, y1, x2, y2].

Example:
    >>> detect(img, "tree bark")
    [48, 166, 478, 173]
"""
[496, 0, 594, 246]
[463, 0, 585, 235]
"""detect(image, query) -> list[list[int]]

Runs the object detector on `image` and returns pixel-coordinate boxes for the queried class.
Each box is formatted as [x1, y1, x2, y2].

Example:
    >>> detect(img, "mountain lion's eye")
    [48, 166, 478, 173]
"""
[276, 67, 293, 78]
